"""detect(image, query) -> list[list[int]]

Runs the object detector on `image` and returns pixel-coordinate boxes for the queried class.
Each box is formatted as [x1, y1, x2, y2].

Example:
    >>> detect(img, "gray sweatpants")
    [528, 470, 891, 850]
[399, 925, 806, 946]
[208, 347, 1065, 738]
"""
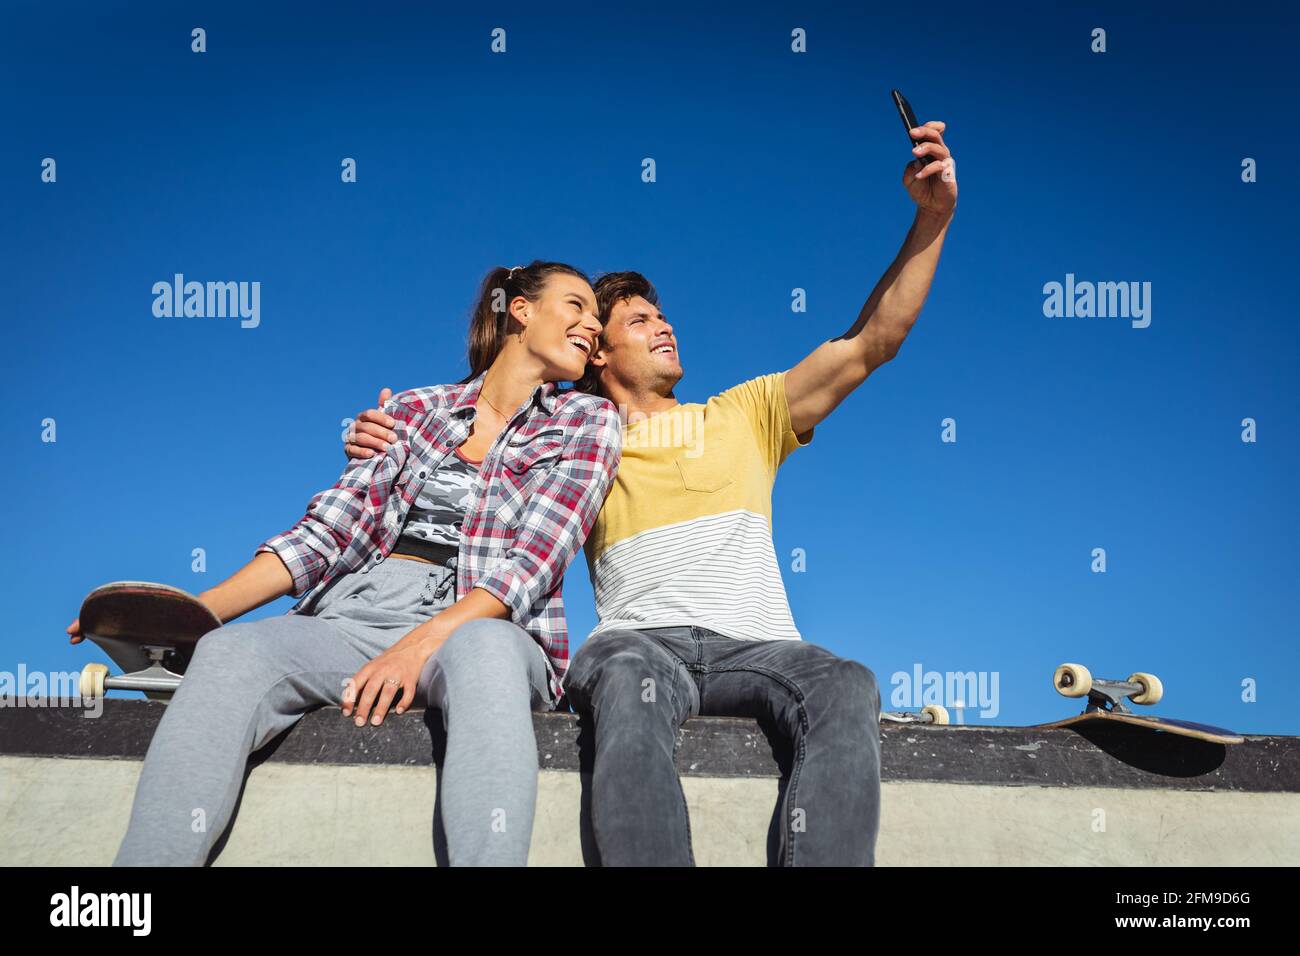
[113, 556, 551, 867]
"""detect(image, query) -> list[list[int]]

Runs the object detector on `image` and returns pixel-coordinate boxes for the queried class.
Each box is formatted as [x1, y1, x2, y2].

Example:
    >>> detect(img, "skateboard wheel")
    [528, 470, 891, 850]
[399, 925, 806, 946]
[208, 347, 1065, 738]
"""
[922, 705, 950, 726]
[1128, 672, 1163, 705]
[80, 663, 109, 699]
[1053, 663, 1092, 698]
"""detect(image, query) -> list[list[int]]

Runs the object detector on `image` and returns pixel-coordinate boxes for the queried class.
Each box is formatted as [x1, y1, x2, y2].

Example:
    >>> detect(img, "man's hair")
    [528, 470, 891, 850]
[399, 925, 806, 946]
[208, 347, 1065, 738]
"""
[575, 271, 660, 394]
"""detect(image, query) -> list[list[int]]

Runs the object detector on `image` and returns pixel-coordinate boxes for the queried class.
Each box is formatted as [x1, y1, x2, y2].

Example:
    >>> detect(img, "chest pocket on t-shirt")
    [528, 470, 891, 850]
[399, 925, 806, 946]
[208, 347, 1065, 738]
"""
[675, 440, 735, 494]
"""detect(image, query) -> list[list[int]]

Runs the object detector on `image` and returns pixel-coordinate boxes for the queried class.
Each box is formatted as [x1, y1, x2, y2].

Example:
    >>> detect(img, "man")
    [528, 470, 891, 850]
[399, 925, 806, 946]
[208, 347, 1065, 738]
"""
[348, 120, 957, 865]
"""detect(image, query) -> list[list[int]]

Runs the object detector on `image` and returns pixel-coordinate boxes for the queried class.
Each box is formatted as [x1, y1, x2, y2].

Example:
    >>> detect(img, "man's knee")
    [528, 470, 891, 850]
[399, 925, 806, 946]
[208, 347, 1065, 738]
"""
[567, 633, 684, 726]
[570, 633, 659, 692]
[840, 659, 879, 701]
[818, 658, 881, 721]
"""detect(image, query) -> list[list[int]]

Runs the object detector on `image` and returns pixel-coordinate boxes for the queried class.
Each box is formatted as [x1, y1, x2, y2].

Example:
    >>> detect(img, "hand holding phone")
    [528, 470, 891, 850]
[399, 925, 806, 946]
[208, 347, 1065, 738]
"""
[891, 89, 932, 166]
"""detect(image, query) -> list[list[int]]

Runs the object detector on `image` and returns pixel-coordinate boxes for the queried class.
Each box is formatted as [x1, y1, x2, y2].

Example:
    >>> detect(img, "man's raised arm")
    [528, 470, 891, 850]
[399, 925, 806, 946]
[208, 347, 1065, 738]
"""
[785, 119, 957, 436]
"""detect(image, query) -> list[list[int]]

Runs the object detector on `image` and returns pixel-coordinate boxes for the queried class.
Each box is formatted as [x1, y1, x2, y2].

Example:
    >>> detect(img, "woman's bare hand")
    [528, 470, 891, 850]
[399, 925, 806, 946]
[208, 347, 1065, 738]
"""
[342, 629, 447, 726]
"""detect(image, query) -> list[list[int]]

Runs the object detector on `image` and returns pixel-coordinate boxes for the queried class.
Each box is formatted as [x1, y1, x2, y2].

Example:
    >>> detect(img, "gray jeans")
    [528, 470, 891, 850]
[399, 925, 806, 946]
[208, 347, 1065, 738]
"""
[564, 626, 881, 866]
[113, 556, 550, 866]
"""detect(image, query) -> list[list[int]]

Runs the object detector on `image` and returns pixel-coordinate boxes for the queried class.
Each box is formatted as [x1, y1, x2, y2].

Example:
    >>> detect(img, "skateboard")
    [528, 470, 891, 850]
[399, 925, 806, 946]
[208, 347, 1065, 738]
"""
[77, 581, 221, 700]
[1040, 662, 1243, 745]
[881, 706, 949, 726]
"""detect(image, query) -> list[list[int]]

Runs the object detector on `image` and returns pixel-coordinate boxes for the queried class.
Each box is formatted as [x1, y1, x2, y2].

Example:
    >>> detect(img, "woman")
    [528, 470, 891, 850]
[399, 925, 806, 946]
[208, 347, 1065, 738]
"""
[68, 261, 621, 866]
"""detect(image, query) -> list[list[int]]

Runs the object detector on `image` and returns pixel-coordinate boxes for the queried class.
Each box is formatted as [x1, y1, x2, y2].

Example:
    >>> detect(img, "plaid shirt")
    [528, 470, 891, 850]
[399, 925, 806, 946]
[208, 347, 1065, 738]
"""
[256, 372, 622, 701]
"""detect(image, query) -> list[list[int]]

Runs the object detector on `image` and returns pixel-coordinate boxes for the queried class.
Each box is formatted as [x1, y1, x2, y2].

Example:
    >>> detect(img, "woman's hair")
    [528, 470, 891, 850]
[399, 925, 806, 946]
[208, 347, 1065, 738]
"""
[461, 260, 589, 383]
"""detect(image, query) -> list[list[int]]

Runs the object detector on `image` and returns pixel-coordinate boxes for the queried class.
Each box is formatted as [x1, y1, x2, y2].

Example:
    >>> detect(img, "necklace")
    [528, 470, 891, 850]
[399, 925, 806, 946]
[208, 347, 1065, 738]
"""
[479, 392, 511, 420]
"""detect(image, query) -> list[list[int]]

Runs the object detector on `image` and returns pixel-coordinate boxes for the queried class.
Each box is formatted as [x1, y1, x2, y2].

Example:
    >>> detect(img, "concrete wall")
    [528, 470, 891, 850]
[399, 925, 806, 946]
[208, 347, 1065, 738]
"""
[3, 701, 1296, 866]
[2, 755, 1296, 866]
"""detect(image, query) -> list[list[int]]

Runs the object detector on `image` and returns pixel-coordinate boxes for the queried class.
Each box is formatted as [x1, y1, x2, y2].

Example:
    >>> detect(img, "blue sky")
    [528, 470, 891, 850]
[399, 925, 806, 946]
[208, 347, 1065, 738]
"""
[3, 1, 1296, 733]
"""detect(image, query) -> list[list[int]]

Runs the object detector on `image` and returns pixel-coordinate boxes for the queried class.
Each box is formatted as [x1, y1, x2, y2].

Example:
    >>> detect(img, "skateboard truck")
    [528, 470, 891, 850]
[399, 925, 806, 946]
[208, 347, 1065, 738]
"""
[1053, 663, 1163, 716]
[80, 645, 185, 698]
[881, 705, 950, 726]
[1045, 662, 1241, 745]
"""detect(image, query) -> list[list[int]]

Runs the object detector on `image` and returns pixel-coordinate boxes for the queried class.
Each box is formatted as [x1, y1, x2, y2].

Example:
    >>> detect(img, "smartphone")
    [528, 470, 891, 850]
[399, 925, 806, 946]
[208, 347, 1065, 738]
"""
[891, 89, 932, 166]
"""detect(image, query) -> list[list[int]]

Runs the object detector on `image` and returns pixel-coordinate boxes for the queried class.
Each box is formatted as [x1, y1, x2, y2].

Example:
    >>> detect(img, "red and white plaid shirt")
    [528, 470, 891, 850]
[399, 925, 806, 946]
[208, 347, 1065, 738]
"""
[256, 372, 622, 701]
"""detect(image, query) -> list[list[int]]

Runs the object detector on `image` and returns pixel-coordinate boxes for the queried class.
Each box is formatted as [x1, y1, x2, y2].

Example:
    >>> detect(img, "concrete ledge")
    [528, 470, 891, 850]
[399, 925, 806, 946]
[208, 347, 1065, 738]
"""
[2, 700, 1295, 791]
[1, 701, 1297, 865]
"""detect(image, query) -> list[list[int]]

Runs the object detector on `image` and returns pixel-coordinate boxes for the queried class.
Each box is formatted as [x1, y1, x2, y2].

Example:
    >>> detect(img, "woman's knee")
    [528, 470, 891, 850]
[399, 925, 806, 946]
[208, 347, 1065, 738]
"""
[186, 621, 291, 689]
[436, 619, 533, 680]
[189, 622, 260, 665]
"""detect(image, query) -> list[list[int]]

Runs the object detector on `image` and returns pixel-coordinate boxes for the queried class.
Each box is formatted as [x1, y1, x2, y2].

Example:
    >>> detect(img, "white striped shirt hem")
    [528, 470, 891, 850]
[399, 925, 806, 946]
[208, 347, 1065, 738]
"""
[590, 510, 802, 643]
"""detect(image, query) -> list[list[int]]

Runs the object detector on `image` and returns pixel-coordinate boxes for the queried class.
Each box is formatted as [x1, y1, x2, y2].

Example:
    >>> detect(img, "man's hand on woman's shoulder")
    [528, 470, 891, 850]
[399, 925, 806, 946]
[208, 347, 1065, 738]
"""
[344, 387, 397, 459]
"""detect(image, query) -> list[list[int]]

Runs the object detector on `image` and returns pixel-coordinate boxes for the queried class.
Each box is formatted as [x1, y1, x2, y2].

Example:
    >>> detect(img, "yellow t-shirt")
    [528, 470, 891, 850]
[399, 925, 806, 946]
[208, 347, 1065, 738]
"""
[585, 372, 812, 642]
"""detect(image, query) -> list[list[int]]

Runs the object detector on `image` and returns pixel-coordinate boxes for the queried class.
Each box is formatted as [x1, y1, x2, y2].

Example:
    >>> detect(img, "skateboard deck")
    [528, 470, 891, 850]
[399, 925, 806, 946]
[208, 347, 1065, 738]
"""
[1038, 711, 1243, 745]
[1043, 662, 1243, 745]
[78, 581, 221, 700]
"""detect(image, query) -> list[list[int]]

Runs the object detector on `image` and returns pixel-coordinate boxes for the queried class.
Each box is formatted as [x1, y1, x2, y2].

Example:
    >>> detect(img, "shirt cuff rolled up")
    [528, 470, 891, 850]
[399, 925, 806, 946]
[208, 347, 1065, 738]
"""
[256, 533, 326, 598]
[471, 561, 535, 620]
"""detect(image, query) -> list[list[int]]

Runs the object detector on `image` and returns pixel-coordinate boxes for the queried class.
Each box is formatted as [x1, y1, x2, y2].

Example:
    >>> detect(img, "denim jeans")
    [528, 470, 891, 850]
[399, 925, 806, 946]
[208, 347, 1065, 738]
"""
[563, 626, 881, 866]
